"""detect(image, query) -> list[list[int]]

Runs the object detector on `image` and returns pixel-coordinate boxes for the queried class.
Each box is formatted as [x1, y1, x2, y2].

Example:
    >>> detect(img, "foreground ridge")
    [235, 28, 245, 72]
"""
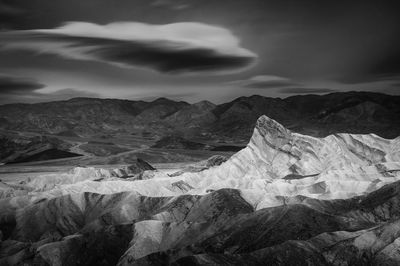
[1, 115, 400, 265]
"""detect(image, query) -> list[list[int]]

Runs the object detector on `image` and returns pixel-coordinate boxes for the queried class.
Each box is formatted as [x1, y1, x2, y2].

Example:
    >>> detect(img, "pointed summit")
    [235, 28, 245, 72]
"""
[254, 115, 291, 145]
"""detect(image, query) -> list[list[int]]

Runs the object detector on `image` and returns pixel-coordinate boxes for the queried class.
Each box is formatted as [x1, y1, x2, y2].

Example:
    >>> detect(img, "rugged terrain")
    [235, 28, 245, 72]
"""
[1, 91, 399, 166]
[1, 115, 400, 265]
[0, 92, 399, 141]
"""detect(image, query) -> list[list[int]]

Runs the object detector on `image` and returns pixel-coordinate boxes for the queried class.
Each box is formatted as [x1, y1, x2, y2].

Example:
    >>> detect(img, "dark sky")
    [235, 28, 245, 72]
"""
[0, 0, 399, 104]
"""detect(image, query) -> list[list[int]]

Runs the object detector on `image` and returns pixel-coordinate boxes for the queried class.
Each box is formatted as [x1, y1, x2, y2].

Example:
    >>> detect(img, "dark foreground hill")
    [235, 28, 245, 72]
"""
[0, 91, 399, 140]
[0, 135, 75, 164]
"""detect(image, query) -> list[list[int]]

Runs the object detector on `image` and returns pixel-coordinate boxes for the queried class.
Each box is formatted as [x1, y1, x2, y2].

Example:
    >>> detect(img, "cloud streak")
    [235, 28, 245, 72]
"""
[0, 73, 101, 104]
[279, 87, 335, 94]
[229, 75, 297, 89]
[0, 74, 44, 94]
[0, 21, 257, 75]
[151, 0, 191, 10]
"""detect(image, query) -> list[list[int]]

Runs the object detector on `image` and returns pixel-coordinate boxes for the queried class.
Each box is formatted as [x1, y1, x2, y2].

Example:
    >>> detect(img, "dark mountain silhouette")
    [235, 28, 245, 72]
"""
[0, 92, 399, 140]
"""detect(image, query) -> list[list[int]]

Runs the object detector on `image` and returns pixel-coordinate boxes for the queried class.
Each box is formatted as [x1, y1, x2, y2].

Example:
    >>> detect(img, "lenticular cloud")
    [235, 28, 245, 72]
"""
[0, 21, 257, 74]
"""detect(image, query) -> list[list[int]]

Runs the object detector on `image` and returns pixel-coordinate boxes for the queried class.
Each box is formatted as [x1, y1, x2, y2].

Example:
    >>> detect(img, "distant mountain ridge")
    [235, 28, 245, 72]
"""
[0, 91, 399, 140]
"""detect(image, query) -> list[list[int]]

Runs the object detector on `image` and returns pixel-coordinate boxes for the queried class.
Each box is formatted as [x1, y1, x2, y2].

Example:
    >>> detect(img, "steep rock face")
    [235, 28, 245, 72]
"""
[174, 116, 400, 203]
[247, 116, 397, 177]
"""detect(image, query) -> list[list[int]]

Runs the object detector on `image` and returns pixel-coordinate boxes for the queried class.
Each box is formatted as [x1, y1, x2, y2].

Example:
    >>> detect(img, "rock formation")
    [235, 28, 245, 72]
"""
[1, 115, 400, 265]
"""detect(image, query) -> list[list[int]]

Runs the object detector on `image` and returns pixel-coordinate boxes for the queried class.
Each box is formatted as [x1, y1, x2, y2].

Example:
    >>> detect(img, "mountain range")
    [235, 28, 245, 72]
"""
[1, 91, 399, 141]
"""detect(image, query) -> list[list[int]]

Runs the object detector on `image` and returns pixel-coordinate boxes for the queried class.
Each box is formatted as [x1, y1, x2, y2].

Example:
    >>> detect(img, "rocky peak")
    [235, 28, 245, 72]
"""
[254, 115, 292, 144]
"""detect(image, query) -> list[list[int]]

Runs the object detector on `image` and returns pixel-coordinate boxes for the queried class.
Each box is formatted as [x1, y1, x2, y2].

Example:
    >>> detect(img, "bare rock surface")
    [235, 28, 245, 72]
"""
[168, 155, 228, 177]
[1, 115, 400, 265]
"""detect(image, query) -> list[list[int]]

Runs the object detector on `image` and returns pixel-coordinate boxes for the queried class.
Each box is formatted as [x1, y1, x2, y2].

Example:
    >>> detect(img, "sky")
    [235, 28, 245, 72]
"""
[0, 0, 399, 104]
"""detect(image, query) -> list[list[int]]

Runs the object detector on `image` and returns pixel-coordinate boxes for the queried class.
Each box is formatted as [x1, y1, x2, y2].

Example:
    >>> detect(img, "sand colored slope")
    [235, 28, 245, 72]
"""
[1, 115, 400, 265]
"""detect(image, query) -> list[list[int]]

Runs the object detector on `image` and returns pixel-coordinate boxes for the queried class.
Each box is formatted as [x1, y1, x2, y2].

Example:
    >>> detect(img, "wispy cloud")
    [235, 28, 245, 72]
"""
[0, 21, 257, 75]
[0, 73, 101, 104]
[279, 87, 335, 94]
[229, 75, 297, 89]
[0, 74, 44, 94]
[44, 88, 100, 99]
[152, 0, 191, 10]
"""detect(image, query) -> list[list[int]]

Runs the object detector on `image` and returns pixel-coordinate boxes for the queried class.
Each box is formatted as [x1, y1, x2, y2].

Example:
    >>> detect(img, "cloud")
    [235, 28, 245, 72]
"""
[0, 21, 257, 74]
[45, 88, 100, 99]
[152, 0, 191, 10]
[0, 73, 102, 104]
[279, 87, 336, 94]
[391, 82, 400, 87]
[229, 75, 297, 89]
[0, 74, 44, 94]
[0, 87, 101, 105]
